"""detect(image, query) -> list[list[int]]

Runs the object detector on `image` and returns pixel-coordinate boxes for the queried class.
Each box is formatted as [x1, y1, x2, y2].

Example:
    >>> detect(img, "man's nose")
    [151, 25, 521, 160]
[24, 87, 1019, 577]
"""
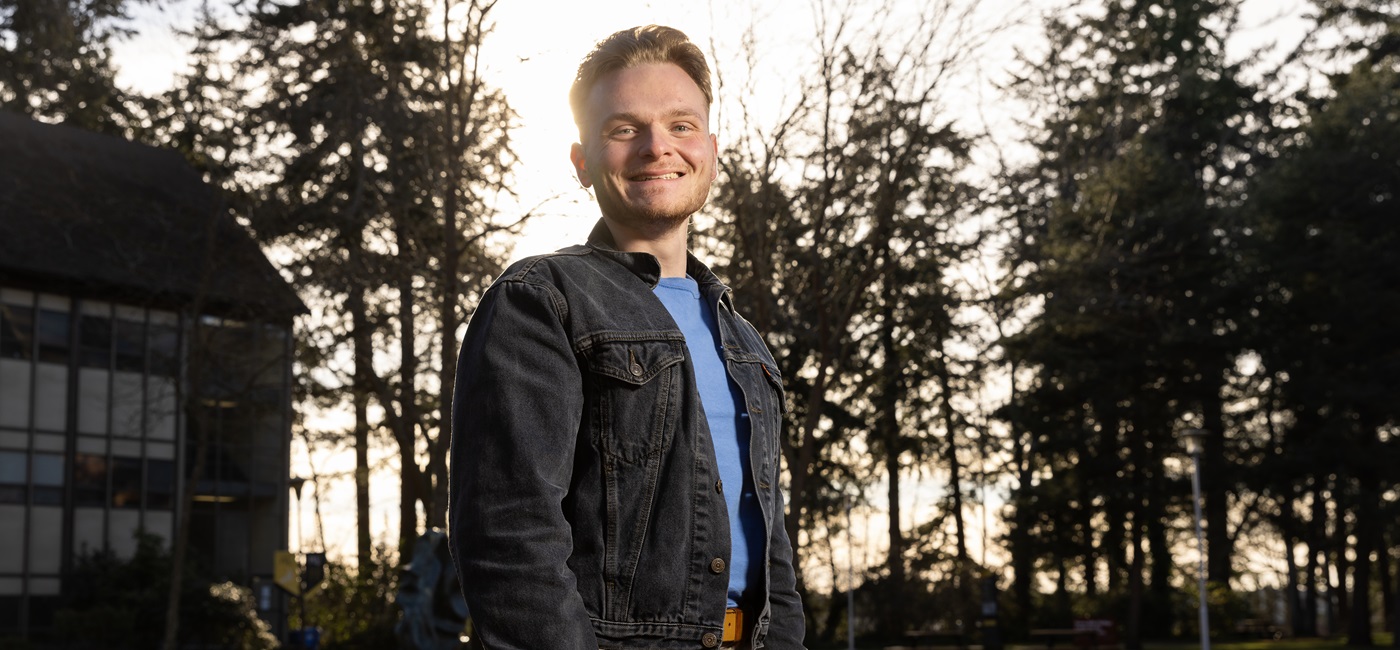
[637, 128, 673, 158]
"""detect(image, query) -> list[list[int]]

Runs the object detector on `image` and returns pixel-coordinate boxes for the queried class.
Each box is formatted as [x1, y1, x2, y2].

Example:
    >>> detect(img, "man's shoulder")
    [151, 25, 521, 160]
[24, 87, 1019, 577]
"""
[493, 245, 601, 286]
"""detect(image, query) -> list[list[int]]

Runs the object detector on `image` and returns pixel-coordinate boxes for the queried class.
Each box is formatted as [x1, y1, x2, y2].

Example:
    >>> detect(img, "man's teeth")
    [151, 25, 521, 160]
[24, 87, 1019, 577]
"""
[638, 173, 680, 180]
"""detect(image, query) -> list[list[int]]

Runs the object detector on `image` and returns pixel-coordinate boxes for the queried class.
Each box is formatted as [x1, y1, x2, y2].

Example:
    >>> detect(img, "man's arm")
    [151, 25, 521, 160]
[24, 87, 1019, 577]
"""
[765, 476, 808, 647]
[449, 279, 598, 649]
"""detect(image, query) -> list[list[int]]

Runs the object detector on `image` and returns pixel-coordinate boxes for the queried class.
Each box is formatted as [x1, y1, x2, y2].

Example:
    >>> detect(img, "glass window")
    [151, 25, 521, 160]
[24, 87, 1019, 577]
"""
[0, 596, 19, 631]
[37, 309, 70, 364]
[0, 304, 34, 360]
[147, 459, 175, 510]
[114, 319, 145, 372]
[149, 323, 179, 377]
[32, 453, 64, 506]
[73, 453, 107, 507]
[111, 457, 141, 509]
[79, 315, 112, 368]
[0, 451, 24, 504]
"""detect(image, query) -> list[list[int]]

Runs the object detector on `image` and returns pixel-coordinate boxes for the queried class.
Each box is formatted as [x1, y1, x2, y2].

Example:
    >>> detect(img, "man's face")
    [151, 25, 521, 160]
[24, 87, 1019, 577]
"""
[570, 62, 718, 234]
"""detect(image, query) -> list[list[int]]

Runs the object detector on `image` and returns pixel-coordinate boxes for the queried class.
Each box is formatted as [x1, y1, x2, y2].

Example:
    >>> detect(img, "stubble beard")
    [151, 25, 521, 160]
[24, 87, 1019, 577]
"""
[600, 185, 711, 239]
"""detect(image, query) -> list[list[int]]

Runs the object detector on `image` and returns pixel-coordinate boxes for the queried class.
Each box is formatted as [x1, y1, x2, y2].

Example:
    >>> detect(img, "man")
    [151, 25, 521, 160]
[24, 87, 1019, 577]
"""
[449, 25, 806, 649]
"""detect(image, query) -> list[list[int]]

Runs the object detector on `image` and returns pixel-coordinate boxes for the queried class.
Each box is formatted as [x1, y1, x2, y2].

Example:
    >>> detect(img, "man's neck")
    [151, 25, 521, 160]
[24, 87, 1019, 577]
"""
[602, 217, 690, 278]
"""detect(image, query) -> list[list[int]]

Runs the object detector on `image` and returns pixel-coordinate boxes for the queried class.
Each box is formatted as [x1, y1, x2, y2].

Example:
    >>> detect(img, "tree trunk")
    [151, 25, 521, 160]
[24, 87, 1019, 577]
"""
[936, 356, 971, 630]
[1201, 381, 1232, 584]
[397, 234, 421, 560]
[1347, 471, 1378, 647]
[878, 296, 907, 635]
[350, 281, 374, 570]
[1145, 462, 1173, 637]
[1379, 531, 1394, 635]
[1125, 513, 1144, 650]
[1306, 482, 1323, 636]
[1334, 484, 1351, 633]
[1281, 497, 1306, 637]
[162, 318, 204, 650]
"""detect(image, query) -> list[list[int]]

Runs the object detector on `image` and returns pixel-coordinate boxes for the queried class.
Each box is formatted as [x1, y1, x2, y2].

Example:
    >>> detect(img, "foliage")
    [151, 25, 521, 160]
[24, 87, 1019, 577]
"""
[0, 0, 139, 132]
[995, 0, 1270, 642]
[289, 545, 400, 650]
[51, 532, 277, 650]
[704, 0, 988, 638]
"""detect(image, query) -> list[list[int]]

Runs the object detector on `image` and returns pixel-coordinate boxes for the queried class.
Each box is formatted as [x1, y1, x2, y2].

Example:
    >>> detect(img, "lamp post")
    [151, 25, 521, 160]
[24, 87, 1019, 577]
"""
[1181, 429, 1210, 650]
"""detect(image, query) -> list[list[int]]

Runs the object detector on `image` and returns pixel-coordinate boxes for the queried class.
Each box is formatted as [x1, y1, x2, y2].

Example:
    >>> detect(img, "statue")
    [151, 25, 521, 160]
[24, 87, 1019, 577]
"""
[396, 529, 469, 649]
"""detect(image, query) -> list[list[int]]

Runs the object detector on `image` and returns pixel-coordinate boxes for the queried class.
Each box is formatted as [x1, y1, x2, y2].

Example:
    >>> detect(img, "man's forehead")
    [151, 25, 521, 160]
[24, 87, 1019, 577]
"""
[583, 63, 710, 122]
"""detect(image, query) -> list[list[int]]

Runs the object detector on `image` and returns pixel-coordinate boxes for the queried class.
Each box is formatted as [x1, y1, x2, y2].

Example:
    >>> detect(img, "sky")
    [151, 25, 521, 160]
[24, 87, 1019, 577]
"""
[109, 0, 1314, 575]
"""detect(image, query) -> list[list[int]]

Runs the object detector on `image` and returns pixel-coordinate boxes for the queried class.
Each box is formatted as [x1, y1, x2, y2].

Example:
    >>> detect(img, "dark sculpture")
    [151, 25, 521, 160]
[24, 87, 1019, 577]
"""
[396, 529, 469, 650]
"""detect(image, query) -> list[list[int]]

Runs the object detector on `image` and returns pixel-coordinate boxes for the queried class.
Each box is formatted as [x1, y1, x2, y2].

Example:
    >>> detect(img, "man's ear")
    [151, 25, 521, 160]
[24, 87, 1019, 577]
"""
[570, 142, 592, 188]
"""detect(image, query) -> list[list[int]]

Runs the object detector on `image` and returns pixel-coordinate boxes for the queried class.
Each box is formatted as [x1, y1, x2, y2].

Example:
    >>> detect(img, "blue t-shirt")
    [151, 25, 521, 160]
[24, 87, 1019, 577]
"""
[653, 276, 764, 608]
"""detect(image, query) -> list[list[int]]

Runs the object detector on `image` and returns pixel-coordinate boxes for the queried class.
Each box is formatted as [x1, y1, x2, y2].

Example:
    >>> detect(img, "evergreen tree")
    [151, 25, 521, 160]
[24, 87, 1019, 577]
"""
[0, 0, 140, 132]
[997, 0, 1265, 642]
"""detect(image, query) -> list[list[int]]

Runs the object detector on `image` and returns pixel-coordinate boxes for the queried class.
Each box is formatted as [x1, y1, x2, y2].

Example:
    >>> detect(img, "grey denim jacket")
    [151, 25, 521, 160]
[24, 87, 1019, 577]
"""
[449, 220, 806, 649]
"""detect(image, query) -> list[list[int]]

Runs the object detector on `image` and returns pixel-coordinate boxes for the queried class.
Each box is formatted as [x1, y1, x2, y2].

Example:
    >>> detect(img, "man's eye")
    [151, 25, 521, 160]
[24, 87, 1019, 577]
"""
[674, 124, 694, 132]
[612, 127, 637, 136]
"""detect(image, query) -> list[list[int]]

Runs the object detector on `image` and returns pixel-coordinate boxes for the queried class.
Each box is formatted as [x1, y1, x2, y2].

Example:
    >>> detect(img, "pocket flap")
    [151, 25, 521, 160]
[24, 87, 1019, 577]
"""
[584, 338, 686, 385]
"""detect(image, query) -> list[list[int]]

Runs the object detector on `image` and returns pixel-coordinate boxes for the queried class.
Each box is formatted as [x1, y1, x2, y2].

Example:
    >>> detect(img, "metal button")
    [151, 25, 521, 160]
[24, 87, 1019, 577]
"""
[702, 632, 720, 647]
[759, 480, 771, 489]
[715, 480, 723, 494]
[710, 557, 726, 574]
[630, 362, 643, 376]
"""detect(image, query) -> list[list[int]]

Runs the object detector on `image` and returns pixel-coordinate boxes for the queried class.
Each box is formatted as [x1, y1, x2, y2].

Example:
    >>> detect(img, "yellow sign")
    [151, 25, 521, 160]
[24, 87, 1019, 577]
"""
[274, 550, 300, 595]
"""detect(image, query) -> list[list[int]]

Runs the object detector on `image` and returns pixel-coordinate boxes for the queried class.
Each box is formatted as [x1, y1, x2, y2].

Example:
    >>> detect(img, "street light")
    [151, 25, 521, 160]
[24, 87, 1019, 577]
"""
[1180, 428, 1210, 650]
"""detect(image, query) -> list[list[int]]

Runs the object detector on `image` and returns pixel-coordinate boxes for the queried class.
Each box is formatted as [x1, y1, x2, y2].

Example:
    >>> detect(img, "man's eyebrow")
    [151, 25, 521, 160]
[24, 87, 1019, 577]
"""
[600, 108, 706, 125]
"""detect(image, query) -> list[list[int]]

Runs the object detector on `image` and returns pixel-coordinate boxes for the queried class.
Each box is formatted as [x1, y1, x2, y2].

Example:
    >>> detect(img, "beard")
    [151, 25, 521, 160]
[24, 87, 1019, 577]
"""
[595, 181, 711, 238]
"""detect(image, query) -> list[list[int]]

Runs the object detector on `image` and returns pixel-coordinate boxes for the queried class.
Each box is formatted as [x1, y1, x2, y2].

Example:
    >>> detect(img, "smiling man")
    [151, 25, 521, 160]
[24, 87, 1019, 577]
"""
[449, 25, 807, 650]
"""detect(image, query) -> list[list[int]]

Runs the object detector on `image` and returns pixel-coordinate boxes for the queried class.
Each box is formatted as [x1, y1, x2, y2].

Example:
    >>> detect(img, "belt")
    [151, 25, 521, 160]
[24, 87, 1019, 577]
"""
[723, 607, 744, 642]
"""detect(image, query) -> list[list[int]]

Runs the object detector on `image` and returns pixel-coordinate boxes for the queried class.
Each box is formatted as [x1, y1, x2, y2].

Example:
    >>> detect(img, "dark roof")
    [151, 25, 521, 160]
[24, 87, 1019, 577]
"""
[0, 111, 304, 320]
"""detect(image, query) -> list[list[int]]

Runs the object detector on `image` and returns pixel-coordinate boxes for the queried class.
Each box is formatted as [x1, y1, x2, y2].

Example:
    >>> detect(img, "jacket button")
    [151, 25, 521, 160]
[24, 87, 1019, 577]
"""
[630, 362, 643, 376]
[702, 632, 720, 647]
[715, 480, 723, 494]
[710, 557, 726, 573]
[759, 480, 771, 489]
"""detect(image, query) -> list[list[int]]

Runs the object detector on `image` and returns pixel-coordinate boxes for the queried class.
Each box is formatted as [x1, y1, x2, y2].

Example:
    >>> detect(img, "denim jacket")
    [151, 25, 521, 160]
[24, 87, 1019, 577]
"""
[450, 221, 806, 649]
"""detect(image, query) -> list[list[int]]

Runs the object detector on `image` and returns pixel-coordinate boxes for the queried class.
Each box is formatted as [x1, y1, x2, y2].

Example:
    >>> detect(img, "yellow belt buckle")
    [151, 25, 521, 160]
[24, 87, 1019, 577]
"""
[723, 607, 744, 642]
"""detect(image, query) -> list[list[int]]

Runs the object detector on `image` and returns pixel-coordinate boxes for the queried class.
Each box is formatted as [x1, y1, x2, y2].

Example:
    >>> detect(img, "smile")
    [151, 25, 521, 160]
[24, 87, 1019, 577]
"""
[631, 172, 683, 181]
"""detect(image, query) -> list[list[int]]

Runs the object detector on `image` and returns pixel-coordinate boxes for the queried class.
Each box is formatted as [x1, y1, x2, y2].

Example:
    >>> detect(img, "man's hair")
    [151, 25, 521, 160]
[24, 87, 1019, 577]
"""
[569, 25, 713, 132]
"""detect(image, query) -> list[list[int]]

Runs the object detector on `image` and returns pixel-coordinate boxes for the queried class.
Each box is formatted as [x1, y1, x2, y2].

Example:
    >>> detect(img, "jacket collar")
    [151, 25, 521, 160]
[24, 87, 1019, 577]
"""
[584, 219, 729, 303]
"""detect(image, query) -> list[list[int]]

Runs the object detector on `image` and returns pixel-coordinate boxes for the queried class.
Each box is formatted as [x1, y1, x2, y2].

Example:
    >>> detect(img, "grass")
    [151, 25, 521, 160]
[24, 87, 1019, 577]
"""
[1146, 633, 1396, 650]
[856, 632, 1396, 650]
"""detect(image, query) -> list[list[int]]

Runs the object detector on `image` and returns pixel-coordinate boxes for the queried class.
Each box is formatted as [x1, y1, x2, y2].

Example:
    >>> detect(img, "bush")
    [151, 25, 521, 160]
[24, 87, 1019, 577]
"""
[51, 531, 278, 650]
[289, 545, 400, 650]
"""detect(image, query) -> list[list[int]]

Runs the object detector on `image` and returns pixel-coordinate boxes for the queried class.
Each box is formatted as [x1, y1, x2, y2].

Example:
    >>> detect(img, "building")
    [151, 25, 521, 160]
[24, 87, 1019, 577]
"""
[0, 111, 304, 641]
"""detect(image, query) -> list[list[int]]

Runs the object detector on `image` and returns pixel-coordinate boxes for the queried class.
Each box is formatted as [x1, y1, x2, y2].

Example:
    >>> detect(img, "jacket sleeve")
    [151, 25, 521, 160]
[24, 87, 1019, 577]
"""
[448, 279, 598, 649]
[764, 471, 808, 648]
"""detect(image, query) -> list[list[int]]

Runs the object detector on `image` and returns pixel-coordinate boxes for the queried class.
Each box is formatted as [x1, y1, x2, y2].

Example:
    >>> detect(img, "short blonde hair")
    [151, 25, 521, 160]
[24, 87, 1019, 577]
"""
[569, 25, 713, 132]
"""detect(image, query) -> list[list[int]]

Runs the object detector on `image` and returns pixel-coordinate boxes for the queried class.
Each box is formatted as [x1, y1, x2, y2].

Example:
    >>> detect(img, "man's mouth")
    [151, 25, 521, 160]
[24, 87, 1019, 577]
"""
[631, 172, 683, 181]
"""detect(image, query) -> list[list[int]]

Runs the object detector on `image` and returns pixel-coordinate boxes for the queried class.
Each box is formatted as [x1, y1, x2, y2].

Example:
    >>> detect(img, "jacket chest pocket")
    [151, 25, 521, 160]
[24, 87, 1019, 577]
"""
[581, 337, 687, 464]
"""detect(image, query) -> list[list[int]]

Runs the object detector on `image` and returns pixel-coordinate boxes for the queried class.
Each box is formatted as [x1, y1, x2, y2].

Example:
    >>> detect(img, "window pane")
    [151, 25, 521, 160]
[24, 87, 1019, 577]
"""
[79, 315, 111, 368]
[111, 457, 141, 509]
[32, 453, 64, 505]
[33, 453, 62, 486]
[0, 451, 23, 482]
[149, 324, 179, 377]
[0, 451, 25, 504]
[147, 459, 175, 510]
[114, 319, 145, 372]
[0, 304, 34, 360]
[73, 453, 106, 507]
[37, 310, 70, 364]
